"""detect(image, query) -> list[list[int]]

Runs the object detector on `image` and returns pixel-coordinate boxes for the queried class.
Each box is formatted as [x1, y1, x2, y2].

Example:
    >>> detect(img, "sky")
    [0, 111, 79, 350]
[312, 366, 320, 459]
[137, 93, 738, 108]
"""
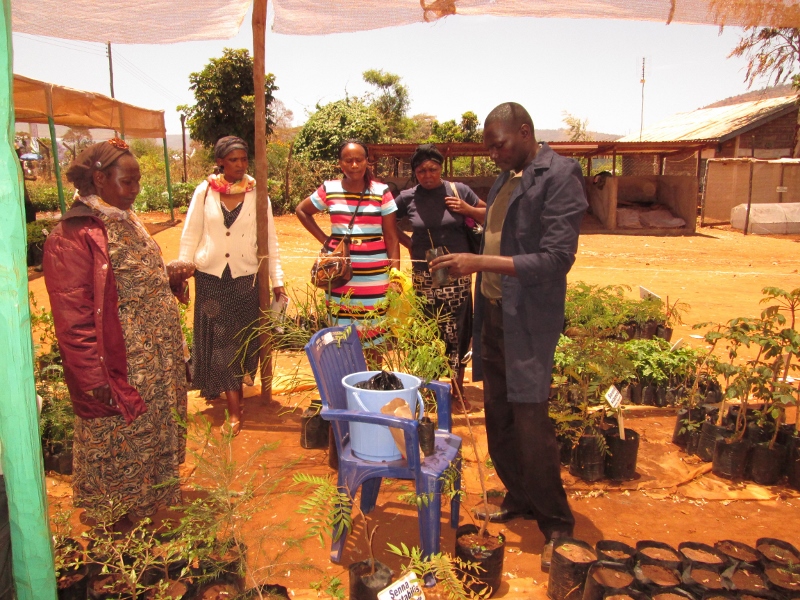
[11, 9, 770, 139]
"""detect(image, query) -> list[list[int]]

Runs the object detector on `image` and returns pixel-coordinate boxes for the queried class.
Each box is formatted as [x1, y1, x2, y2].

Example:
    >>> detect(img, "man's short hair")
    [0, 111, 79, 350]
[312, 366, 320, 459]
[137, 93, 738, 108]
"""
[485, 102, 534, 133]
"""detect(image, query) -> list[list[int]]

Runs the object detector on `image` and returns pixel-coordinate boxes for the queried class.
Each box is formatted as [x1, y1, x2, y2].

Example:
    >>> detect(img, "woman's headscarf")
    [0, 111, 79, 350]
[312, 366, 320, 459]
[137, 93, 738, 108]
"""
[214, 136, 249, 160]
[207, 135, 255, 194]
[410, 144, 444, 172]
[66, 138, 132, 197]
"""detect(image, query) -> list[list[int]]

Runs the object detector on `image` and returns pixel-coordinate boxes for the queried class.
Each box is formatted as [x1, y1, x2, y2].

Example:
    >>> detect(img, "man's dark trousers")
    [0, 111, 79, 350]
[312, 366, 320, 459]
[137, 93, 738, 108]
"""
[481, 300, 574, 540]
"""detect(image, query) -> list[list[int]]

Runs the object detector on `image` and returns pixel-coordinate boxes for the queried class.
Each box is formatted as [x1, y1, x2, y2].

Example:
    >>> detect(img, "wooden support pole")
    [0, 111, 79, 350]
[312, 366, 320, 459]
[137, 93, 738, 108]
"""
[162, 137, 174, 222]
[0, 4, 58, 596]
[253, 0, 272, 403]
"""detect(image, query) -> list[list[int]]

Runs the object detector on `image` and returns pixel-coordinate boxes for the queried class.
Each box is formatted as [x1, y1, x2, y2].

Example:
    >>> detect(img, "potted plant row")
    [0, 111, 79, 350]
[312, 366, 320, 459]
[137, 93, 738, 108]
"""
[673, 287, 800, 490]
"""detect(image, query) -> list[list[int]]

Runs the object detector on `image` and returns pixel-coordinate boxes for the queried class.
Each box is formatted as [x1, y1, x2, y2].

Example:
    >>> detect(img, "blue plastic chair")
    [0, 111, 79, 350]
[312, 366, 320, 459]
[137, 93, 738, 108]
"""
[304, 326, 462, 563]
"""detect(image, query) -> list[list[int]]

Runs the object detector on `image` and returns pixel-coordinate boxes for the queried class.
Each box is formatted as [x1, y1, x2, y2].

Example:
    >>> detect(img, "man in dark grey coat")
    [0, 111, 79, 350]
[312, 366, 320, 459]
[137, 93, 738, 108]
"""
[431, 102, 588, 570]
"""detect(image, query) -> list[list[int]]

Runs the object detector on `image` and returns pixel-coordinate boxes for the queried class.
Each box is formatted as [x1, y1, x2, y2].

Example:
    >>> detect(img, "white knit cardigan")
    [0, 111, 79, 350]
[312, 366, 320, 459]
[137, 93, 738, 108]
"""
[178, 180, 284, 286]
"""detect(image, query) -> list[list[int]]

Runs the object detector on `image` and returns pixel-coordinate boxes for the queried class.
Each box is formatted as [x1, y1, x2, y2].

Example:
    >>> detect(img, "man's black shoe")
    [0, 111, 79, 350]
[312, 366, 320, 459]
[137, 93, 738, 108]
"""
[473, 505, 534, 523]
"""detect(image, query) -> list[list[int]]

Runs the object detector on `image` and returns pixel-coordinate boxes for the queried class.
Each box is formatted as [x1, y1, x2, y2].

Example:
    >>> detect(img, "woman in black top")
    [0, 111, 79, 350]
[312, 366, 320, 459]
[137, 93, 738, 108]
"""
[394, 144, 486, 400]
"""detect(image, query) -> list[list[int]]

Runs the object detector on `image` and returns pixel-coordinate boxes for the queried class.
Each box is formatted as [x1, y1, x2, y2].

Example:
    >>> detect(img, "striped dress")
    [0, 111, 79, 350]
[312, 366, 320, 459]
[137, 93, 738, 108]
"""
[310, 180, 397, 344]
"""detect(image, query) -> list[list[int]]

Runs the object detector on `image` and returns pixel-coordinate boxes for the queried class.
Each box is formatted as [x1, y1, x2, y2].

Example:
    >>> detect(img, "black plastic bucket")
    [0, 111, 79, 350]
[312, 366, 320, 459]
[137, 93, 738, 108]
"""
[756, 538, 800, 570]
[685, 430, 702, 457]
[596, 541, 636, 569]
[697, 422, 730, 463]
[636, 541, 682, 571]
[748, 442, 785, 486]
[725, 564, 769, 595]
[678, 542, 729, 571]
[633, 563, 682, 595]
[650, 586, 697, 600]
[672, 409, 705, 449]
[786, 436, 800, 491]
[712, 438, 751, 480]
[763, 566, 800, 598]
[349, 560, 394, 600]
[300, 400, 329, 449]
[629, 383, 643, 406]
[570, 434, 606, 482]
[605, 428, 640, 481]
[547, 538, 597, 600]
[643, 385, 658, 406]
[582, 561, 636, 600]
[713, 540, 760, 567]
[681, 565, 728, 598]
[418, 417, 435, 457]
[558, 435, 575, 466]
[455, 524, 505, 597]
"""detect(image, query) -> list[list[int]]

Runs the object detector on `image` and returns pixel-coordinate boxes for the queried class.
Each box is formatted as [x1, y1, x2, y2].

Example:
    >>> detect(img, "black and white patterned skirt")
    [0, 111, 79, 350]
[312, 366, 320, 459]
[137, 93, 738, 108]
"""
[192, 266, 259, 398]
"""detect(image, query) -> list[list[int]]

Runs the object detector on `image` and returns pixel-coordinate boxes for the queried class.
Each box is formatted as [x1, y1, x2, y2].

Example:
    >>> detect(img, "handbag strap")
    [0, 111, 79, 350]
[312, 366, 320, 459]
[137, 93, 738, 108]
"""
[326, 187, 367, 250]
[344, 188, 367, 235]
[447, 180, 461, 201]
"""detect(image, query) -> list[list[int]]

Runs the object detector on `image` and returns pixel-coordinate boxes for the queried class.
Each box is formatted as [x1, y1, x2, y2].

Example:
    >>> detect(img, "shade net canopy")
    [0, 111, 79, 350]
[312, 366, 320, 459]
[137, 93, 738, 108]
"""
[14, 74, 166, 138]
[10, 0, 800, 42]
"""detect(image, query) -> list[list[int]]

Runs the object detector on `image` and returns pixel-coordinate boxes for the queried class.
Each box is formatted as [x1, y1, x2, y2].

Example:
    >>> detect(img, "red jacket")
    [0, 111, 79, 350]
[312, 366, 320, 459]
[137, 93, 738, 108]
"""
[43, 202, 146, 423]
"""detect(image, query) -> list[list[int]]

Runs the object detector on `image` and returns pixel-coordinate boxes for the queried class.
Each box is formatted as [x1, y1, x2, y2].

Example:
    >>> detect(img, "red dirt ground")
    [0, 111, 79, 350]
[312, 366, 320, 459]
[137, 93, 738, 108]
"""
[31, 214, 800, 598]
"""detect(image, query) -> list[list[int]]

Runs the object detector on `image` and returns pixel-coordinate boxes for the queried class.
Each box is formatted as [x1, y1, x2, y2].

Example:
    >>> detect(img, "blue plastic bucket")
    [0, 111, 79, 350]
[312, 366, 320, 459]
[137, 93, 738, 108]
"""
[342, 371, 423, 462]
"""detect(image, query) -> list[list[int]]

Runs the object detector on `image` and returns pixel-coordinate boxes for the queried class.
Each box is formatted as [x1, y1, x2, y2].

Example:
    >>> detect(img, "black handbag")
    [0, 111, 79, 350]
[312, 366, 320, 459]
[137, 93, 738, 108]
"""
[447, 181, 483, 254]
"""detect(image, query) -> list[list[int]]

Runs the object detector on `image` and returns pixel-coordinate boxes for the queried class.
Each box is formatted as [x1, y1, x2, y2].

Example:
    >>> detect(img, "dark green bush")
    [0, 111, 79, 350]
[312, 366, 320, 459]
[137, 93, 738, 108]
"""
[27, 219, 59, 245]
[28, 184, 62, 212]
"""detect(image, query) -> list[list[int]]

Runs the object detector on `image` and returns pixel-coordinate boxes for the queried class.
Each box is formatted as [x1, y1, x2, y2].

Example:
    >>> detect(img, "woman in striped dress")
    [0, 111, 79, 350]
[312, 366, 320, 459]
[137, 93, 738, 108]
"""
[296, 139, 400, 346]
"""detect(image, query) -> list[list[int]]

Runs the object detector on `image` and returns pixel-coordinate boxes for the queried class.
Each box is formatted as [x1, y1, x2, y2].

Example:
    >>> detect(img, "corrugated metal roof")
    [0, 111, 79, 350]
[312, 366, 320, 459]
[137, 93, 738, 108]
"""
[619, 95, 798, 143]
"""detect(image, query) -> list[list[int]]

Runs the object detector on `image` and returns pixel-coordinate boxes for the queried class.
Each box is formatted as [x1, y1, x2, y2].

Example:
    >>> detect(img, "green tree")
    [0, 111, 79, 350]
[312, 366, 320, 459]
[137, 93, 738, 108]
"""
[292, 98, 383, 162]
[177, 48, 278, 155]
[362, 69, 410, 140]
[459, 111, 480, 142]
[728, 27, 800, 88]
[562, 111, 590, 142]
[61, 127, 92, 162]
[429, 111, 481, 143]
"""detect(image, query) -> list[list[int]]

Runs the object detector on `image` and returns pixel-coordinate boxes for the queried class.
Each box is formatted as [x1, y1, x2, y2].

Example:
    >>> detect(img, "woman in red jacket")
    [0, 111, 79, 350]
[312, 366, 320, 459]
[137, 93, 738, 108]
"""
[43, 139, 187, 523]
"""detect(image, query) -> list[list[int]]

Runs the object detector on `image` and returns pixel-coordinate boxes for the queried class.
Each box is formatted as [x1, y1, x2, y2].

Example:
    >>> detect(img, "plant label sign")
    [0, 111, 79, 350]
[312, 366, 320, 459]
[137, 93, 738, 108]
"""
[605, 385, 623, 409]
[378, 572, 425, 600]
[639, 286, 661, 301]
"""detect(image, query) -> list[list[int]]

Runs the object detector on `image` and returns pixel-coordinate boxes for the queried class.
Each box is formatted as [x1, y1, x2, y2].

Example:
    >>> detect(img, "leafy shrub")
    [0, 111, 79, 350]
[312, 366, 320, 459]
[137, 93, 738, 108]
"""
[28, 183, 62, 212]
[171, 181, 199, 208]
[26, 219, 58, 245]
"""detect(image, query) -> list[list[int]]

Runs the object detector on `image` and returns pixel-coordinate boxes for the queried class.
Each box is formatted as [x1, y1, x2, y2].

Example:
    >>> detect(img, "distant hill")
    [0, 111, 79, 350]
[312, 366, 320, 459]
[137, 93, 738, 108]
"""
[703, 84, 796, 109]
[537, 128, 621, 142]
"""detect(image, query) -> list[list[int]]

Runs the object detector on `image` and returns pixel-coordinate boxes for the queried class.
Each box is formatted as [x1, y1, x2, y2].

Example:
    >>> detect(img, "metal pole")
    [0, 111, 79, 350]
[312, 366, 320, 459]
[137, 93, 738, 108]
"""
[253, 0, 273, 403]
[0, 3, 58, 596]
[45, 87, 66, 214]
[743, 159, 754, 236]
[180, 114, 187, 183]
[106, 41, 115, 98]
[162, 137, 174, 222]
[639, 57, 645, 142]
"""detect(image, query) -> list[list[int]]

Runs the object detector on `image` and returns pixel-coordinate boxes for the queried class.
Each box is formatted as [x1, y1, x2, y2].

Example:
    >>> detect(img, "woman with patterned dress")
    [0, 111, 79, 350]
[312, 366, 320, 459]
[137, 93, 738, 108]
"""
[43, 139, 187, 521]
[175, 136, 285, 436]
[296, 140, 400, 346]
[394, 144, 486, 398]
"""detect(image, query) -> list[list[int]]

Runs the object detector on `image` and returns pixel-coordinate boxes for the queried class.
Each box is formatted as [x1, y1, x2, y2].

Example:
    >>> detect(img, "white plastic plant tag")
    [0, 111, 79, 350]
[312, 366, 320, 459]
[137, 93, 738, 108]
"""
[378, 571, 425, 600]
[605, 385, 622, 409]
[670, 338, 684, 351]
[639, 286, 661, 301]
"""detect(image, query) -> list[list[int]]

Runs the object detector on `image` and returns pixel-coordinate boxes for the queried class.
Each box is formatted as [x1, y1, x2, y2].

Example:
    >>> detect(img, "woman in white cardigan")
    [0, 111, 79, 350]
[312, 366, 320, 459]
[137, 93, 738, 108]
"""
[175, 136, 284, 436]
